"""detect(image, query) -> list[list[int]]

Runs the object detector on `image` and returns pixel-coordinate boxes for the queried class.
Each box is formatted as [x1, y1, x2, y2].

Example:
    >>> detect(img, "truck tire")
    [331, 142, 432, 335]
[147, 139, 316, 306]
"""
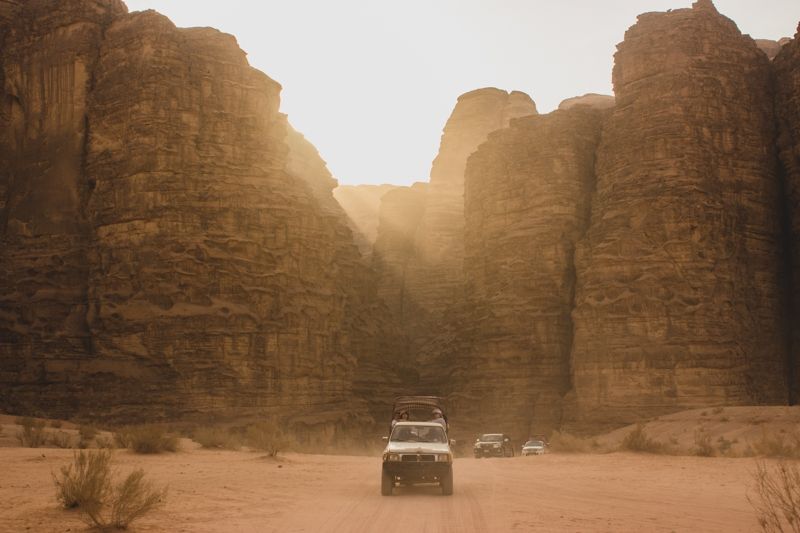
[381, 467, 393, 496]
[441, 467, 453, 496]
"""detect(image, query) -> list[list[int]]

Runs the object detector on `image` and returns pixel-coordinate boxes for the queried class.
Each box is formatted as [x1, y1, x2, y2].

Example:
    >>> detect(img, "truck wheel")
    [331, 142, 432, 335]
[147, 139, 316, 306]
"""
[381, 467, 393, 496]
[441, 467, 453, 496]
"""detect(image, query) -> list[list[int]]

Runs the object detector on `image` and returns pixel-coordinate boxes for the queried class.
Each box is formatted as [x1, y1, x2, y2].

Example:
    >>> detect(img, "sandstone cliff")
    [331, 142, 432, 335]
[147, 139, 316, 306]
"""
[774, 24, 800, 401]
[567, 0, 788, 430]
[0, 1, 397, 436]
[455, 107, 607, 438]
[333, 184, 400, 256]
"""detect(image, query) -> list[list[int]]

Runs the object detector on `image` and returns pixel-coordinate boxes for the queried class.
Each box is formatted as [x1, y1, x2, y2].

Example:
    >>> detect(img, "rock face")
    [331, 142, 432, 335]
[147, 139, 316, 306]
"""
[0, 1, 396, 435]
[333, 184, 399, 256]
[774, 25, 800, 401]
[0, 0, 128, 416]
[567, 1, 788, 430]
[456, 107, 606, 438]
[558, 93, 615, 111]
[386, 88, 538, 390]
[371, 184, 427, 325]
[756, 38, 792, 60]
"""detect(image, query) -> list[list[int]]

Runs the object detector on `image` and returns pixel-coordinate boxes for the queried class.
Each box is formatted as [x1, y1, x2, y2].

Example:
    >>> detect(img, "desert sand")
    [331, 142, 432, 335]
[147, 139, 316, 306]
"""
[0, 444, 767, 532]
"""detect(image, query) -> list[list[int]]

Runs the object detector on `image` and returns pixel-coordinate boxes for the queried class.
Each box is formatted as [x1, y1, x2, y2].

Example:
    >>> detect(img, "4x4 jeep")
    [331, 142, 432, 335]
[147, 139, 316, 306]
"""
[381, 421, 453, 496]
[473, 433, 514, 458]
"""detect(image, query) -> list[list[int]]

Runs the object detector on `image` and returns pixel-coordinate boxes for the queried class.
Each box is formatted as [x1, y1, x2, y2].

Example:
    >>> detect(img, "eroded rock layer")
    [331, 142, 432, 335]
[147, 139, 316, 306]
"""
[455, 107, 606, 439]
[567, 1, 788, 430]
[774, 25, 800, 400]
[0, 2, 396, 434]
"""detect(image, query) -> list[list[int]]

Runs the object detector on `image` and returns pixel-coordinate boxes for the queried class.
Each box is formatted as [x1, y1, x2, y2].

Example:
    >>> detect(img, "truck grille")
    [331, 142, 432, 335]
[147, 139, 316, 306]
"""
[401, 454, 435, 462]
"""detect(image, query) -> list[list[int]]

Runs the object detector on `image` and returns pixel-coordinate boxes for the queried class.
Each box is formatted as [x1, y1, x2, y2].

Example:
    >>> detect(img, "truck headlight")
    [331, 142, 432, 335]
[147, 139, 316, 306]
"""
[435, 454, 452, 462]
[383, 453, 400, 462]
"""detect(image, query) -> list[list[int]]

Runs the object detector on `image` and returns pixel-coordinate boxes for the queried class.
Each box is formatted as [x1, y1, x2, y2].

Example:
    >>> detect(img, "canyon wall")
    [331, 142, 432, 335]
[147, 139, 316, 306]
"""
[0, 0, 127, 416]
[774, 25, 800, 401]
[333, 184, 399, 257]
[0, 1, 397, 434]
[567, 0, 788, 430]
[454, 107, 607, 438]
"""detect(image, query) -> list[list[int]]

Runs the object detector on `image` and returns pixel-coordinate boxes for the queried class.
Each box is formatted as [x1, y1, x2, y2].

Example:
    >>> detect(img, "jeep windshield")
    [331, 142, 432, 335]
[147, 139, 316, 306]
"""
[480, 434, 504, 442]
[390, 425, 447, 443]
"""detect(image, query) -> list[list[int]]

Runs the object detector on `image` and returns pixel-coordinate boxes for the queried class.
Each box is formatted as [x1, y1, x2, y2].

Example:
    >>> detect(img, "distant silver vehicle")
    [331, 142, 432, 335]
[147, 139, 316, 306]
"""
[521, 439, 547, 456]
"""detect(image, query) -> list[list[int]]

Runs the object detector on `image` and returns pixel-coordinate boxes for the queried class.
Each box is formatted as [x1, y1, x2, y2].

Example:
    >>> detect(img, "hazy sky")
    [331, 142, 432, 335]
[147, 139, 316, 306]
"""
[123, 1, 800, 186]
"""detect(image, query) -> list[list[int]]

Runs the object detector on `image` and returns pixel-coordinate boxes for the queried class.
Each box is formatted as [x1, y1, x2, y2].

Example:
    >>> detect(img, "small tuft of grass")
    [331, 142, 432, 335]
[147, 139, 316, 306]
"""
[621, 424, 664, 454]
[245, 422, 289, 457]
[116, 425, 179, 454]
[194, 427, 241, 450]
[50, 431, 73, 449]
[750, 430, 800, 459]
[16, 417, 47, 448]
[711, 406, 724, 415]
[693, 429, 716, 457]
[79, 425, 98, 442]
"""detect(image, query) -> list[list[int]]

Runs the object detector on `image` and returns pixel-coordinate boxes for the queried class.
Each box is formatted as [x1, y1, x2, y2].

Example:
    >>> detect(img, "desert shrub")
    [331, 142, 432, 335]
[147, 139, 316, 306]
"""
[53, 449, 167, 529]
[752, 431, 800, 459]
[117, 425, 178, 454]
[50, 431, 73, 449]
[748, 460, 800, 532]
[51, 420, 63, 429]
[194, 427, 241, 450]
[53, 450, 113, 509]
[245, 422, 289, 457]
[716, 436, 735, 456]
[712, 406, 724, 415]
[548, 430, 596, 453]
[79, 425, 98, 441]
[693, 430, 716, 457]
[16, 417, 47, 448]
[95, 435, 115, 449]
[621, 424, 664, 453]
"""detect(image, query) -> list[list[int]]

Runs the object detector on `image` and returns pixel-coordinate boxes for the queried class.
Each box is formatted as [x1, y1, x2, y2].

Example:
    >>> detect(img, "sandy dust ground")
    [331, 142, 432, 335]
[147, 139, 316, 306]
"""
[0, 445, 767, 532]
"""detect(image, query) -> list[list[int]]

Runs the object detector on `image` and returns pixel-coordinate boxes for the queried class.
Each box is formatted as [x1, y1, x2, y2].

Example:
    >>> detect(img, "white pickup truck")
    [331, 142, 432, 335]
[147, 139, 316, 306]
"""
[381, 421, 453, 496]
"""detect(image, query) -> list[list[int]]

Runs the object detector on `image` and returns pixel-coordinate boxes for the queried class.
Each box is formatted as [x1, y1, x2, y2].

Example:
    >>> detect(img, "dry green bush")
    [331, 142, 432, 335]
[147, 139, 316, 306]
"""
[693, 430, 716, 457]
[194, 427, 241, 450]
[752, 431, 800, 459]
[548, 431, 597, 453]
[621, 424, 664, 454]
[53, 449, 167, 529]
[115, 425, 178, 454]
[95, 435, 115, 449]
[748, 460, 800, 532]
[16, 417, 47, 448]
[245, 422, 289, 457]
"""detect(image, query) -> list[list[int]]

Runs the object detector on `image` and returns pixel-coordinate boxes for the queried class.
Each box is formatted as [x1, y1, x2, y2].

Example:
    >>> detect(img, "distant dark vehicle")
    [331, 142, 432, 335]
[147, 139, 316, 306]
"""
[473, 433, 514, 458]
[391, 396, 449, 433]
[521, 439, 548, 456]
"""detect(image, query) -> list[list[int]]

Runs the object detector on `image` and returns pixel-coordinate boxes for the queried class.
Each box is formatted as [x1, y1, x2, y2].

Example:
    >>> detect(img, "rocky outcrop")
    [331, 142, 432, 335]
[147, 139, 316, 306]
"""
[333, 184, 399, 256]
[774, 25, 800, 401]
[558, 93, 615, 111]
[756, 38, 792, 60]
[567, 1, 788, 430]
[0, 2, 397, 435]
[455, 107, 606, 438]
